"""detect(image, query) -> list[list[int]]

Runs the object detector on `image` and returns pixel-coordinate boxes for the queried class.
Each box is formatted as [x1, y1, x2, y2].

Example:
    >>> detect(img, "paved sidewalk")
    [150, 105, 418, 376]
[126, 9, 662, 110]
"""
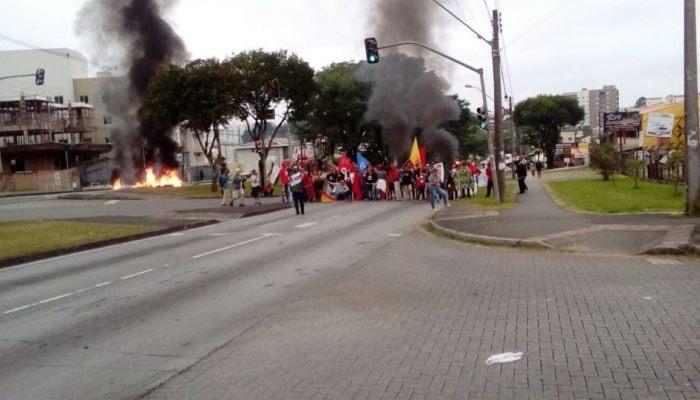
[432, 178, 698, 255]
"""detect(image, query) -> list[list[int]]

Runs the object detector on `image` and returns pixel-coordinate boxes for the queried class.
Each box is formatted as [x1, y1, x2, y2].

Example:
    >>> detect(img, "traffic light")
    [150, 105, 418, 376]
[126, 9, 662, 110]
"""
[476, 107, 488, 130]
[35, 68, 45, 86]
[364, 37, 379, 64]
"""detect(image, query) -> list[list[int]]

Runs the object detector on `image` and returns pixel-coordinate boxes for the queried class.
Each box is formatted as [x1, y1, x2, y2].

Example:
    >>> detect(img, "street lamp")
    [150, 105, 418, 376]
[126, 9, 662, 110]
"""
[465, 84, 494, 102]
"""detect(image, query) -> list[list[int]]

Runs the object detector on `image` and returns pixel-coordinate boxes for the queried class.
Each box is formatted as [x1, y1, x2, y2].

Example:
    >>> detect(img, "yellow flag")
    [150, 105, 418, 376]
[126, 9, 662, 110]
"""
[409, 137, 421, 166]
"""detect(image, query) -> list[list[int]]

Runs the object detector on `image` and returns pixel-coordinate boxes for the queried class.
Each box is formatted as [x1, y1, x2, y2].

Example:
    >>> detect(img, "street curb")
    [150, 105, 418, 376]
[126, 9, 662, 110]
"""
[641, 225, 697, 255]
[0, 219, 219, 269]
[240, 203, 291, 218]
[0, 187, 108, 198]
[428, 220, 553, 250]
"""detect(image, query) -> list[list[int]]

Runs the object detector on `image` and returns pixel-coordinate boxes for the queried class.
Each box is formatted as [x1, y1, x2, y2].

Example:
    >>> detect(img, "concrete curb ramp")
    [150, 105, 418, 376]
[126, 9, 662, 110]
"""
[642, 224, 697, 255]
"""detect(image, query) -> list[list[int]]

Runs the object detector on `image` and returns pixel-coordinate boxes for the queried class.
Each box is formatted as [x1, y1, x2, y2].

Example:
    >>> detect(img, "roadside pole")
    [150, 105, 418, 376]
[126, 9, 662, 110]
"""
[509, 96, 517, 156]
[491, 9, 506, 197]
[480, 71, 501, 203]
[684, 0, 700, 215]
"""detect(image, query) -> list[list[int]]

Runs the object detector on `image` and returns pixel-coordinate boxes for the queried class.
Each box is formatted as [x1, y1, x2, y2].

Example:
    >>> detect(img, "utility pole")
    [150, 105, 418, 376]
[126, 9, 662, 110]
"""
[491, 9, 505, 197]
[508, 95, 517, 156]
[685, 0, 700, 215]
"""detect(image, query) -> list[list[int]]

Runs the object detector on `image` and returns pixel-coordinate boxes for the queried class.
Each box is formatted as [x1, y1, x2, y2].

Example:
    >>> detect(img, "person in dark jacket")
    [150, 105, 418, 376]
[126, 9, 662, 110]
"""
[515, 157, 528, 194]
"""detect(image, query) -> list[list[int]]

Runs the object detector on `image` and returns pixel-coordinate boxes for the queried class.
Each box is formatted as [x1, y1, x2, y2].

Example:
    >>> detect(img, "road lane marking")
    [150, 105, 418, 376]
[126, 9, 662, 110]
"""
[3, 305, 31, 314]
[294, 222, 318, 229]
[120, 269, 154, 280]
[646, 258, 681, 266]
[167, 232, 185, 236]
[388, 233, 402, 237]
[35, 293, 73, 305]
[105, 200, 120, 205]
[93, 281, 111, 288]
[192, 233, 281, 259]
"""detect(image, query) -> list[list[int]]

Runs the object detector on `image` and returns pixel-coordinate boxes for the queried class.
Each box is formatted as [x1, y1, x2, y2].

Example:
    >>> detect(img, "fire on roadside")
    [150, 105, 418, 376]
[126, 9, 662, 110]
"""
[112, 167, 182, 190]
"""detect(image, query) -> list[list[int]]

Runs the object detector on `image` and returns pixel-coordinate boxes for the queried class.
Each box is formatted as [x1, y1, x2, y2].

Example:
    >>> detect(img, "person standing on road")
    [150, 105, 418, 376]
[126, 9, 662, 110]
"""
[515, 157, 528, 194]
[427, 166, 449, 212]
[289, 166, 305, 215]
[250, 170, 262, 205]
[220, 163, 232, 206]
[231, 169, 246, 207]
[279, 165, 291, 203]
[535, 160, 543, 178]
[399, 165, 413, 201]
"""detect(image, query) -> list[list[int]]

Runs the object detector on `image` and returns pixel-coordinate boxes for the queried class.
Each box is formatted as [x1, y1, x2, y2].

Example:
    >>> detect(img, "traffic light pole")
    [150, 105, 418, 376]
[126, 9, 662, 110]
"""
[377, 41, 501, 203]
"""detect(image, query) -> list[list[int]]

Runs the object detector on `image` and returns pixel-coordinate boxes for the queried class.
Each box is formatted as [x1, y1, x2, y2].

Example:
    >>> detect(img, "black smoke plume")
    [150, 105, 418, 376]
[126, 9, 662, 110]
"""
[361, 0, 459, 164]
[77, 0, 186, 182]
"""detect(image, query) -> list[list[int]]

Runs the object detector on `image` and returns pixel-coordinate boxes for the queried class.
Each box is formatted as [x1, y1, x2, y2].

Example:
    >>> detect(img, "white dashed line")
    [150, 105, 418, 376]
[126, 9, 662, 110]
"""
[105, 200, 120, 205]
[93, 281, 111, 288]
[192, 233, 281, 259]
[120, 269, 154, 280]
[294, 222, 318, 229]
[387, 233, 402, 237]
[646, 258, 681, 266]
[36, 293, 73, 305]
[167, 232, 185, 237]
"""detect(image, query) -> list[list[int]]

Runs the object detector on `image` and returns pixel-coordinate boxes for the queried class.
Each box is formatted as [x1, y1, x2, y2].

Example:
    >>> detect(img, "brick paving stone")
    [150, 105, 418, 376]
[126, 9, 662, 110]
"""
[145, 230, 700, 399]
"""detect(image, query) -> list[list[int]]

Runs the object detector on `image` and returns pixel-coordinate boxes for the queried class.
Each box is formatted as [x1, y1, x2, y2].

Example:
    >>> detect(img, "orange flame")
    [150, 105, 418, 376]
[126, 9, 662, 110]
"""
[112, 168, 182, 190]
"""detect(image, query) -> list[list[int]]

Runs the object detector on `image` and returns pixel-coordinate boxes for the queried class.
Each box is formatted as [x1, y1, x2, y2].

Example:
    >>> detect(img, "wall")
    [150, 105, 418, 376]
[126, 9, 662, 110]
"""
[0, 49, 88, 103]
[73, 76, 128, 145]
[0, 168, 79, 192]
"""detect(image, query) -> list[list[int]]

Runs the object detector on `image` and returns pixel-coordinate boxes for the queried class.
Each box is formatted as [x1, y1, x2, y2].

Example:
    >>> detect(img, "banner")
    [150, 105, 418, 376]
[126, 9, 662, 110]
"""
[357, 152, 370, 171]
[646, 112, 674, 137]
[409, 137, 421, 166]
[603, 112, 641, 138]
[268, 164, 281, 183]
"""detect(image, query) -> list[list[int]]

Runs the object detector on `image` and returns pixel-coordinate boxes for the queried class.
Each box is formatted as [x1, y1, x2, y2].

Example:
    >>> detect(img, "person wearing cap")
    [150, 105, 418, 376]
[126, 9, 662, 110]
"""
[289, 166, 305, 215]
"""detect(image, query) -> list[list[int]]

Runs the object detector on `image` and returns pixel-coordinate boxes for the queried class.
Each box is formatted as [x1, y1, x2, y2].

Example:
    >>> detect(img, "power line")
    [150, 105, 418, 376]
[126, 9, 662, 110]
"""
[0, 32, 117, 72]
[508, 0, 577, 45]
[482, 0, 493, 23]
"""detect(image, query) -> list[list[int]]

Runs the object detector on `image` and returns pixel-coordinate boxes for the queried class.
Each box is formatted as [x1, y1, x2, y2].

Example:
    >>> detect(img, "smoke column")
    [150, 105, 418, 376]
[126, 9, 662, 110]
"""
[360, 0, 459, 163]
[76, 0, 186, 182]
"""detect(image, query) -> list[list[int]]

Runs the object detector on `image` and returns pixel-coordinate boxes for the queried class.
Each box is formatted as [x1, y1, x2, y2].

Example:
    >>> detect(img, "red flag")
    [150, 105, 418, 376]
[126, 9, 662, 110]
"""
[337, 155, 354, 172]
[419, 147, 427, 166]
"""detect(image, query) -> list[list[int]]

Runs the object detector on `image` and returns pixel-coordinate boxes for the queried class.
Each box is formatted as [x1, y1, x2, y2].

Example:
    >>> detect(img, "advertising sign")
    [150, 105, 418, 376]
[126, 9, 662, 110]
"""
[646, 112, 674, 137]
[603, 112, 641, 138]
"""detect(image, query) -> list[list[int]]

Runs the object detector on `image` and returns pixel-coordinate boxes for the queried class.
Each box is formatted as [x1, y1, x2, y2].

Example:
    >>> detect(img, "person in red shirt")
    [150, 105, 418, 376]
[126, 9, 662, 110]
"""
[279, 166, 290, 203]
[485, 162, 494, 198]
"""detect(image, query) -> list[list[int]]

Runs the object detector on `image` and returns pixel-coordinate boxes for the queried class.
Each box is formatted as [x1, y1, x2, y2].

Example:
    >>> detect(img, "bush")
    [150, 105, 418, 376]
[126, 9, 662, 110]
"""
[590, 143, 618, 181]
[625, 158, 644, 189]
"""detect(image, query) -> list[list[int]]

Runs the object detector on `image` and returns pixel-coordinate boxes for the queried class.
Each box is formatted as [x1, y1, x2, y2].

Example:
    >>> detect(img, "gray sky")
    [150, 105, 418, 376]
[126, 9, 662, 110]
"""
[0, 0, 695, 109]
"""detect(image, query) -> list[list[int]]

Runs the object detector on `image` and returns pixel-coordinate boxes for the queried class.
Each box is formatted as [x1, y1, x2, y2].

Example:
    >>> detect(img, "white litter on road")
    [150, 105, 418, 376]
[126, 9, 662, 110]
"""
[484, 352, 523, 366]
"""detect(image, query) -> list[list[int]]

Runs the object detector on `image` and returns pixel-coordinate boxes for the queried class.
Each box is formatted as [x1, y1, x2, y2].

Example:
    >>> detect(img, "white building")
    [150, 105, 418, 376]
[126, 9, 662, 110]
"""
[0, 48, 88, 104]
[563, 86, 620, 133]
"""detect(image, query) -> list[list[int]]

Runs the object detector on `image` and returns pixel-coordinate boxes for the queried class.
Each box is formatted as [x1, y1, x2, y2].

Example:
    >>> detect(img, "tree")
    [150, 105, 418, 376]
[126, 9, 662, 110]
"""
[305, 62, 385, 161]
[513, 95, 584, 168]
[441, 96, 488, 159]
[590, 142, 618, 182]
[145, 58, 241, 191]
[625, 158, 644, 189]
[225, 50, 316, 185]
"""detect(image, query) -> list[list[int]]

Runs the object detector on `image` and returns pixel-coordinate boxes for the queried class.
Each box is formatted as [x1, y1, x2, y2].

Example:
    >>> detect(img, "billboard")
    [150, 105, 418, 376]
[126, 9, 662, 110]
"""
[646, 112, 674, 137]
[603, 112, 641, 138]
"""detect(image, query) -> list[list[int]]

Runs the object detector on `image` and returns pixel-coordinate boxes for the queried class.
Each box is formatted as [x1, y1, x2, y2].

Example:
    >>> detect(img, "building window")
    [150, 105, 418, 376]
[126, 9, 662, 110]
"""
[79, 95, 89, 103]
[103, 115, 112, 125]
[54, 96, 64, 104]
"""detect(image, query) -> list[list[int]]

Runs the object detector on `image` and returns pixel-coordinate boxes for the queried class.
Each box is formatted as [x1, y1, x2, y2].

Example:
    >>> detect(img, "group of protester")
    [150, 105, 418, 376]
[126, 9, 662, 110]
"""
[271, 157, 498, 214]
[219, 155, 543, 214]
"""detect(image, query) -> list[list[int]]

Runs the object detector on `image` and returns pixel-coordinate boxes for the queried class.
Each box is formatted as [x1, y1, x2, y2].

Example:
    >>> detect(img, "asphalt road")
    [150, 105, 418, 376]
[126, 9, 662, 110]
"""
[0, 200, 431, 400]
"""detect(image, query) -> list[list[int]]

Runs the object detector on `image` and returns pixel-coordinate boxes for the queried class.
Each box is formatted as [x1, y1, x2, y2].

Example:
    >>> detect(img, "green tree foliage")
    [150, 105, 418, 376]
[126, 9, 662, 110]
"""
[225, 50, 317, 184]
[668, 149, 685, 195]
[302, 62, 384, 161]
[441, 96, 488, 159]
[590, 142, 618, 181]
[145, 58, 241, 191]
[513, 95, 584, 168]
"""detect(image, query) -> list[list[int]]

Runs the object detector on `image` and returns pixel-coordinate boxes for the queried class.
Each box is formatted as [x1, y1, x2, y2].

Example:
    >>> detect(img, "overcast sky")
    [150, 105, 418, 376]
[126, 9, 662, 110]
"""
[0, 0, 696, 109]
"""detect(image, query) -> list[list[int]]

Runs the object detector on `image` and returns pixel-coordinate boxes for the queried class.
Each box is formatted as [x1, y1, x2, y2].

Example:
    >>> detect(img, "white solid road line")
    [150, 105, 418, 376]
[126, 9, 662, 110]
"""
[120, 269, 154, 280]
[294, 222, 318, 229]
[192, 233, 281, 259]
[3, 305, 32, 314]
